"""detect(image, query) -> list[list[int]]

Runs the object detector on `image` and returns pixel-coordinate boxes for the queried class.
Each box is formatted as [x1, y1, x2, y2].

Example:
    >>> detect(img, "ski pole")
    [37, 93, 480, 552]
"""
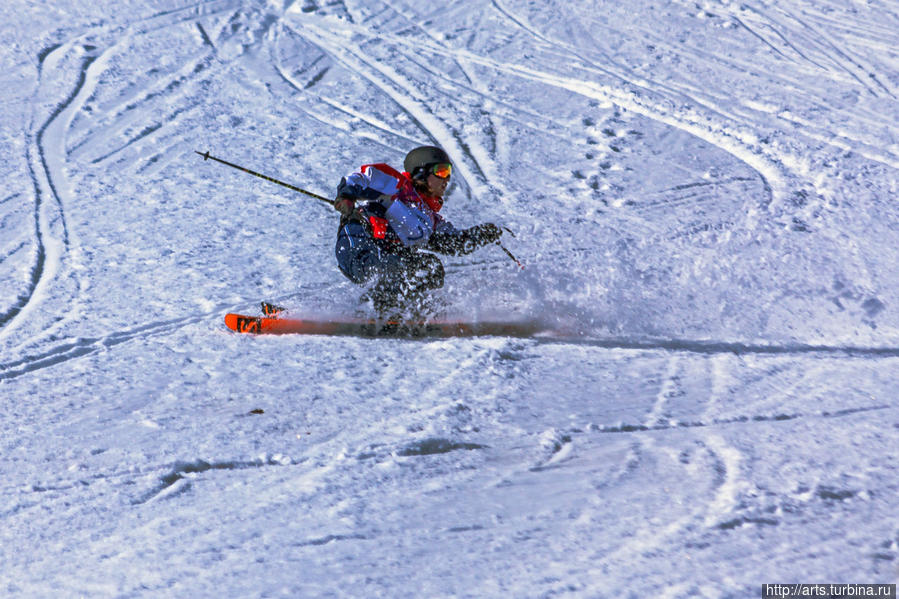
[195, 150, 333, 206]
[198, 150, 525, 268]
[496, 227, 523, 268]
[497, 242, 524, 269]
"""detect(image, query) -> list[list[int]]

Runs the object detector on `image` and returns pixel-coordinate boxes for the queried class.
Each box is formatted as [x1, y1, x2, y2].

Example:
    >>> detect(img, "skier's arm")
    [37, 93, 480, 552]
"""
[428, 223, 502, 256]
[383, 200, 434, 247]
[334, 166, 400, 215]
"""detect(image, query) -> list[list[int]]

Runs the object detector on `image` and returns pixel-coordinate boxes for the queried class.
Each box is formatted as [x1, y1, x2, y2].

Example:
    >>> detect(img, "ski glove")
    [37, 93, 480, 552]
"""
[334, 196, 355, 216]
[468, 223, 502, 245]
[429, 223, 502, 256]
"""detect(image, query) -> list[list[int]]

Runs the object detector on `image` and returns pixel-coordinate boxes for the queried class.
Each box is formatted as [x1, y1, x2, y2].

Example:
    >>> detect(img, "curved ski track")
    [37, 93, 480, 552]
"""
[289, 2, 783, 211]
[282, 21, 498, 203]
[0, 312, 214, 383]
[1, 0, 247, 350]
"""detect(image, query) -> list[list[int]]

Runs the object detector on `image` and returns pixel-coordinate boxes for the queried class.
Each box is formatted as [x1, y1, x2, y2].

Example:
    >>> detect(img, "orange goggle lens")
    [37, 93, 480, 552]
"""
[430, 163, 452, 179]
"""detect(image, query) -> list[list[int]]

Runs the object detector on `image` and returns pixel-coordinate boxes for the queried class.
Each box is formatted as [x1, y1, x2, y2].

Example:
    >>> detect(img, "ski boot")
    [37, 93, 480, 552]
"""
[261, 302, 287, 316]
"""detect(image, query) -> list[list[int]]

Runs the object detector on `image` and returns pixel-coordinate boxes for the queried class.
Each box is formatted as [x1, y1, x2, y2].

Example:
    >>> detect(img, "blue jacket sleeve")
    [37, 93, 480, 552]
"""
[336, 167, 400, 201]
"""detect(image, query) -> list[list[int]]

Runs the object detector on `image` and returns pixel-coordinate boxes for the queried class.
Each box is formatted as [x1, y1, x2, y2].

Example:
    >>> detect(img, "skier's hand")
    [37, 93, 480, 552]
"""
[470, 223, 502, 245]
[334, 196, 355, 216]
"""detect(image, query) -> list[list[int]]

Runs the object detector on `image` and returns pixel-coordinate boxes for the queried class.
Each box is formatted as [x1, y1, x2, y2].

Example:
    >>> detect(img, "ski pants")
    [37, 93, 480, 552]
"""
[335, 222, 445, 296]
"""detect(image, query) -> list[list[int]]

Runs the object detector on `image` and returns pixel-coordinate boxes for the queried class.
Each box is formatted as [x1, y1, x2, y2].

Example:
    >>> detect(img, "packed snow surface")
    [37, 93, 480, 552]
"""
[2, 0, 899, 596]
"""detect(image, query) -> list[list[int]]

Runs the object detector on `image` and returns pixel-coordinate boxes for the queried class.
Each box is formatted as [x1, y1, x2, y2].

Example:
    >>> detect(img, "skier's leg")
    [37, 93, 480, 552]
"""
[407, 252, 445, 292]
[336, 222, 386, 284]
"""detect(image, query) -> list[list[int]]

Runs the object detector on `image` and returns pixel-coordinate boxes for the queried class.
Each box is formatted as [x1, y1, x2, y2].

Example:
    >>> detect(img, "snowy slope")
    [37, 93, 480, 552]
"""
[2, 0, 899, 596]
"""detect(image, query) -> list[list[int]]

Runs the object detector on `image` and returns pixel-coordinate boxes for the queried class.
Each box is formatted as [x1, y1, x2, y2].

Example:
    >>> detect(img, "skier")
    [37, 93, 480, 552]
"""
[333, 145, 502, 313]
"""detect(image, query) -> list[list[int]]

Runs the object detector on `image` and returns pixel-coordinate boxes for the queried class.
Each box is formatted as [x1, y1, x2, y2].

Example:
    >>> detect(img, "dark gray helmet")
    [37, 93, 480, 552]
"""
[404, 145, 451, 178]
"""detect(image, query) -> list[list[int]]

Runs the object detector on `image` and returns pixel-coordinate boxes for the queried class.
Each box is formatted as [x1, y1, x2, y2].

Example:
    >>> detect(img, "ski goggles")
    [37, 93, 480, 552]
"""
[429, 163, 452, 179]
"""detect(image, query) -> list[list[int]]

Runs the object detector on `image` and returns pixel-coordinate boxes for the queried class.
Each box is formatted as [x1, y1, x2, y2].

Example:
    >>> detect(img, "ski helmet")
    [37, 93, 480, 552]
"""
[404, 145, 451, 179]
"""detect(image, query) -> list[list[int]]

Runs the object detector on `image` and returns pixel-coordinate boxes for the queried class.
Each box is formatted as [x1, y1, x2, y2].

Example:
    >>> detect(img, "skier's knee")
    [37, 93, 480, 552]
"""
[412, 254, 444, 290]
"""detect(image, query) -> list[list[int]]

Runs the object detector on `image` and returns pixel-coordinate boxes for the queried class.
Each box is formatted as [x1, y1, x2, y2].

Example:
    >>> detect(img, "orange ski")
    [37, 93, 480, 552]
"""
[224, 312, 545, 339]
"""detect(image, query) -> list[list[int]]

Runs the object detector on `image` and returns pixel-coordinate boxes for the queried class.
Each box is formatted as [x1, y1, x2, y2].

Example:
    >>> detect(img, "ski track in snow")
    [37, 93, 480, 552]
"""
[1, 0, 248, 348]
[2, 0, 899, 596]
